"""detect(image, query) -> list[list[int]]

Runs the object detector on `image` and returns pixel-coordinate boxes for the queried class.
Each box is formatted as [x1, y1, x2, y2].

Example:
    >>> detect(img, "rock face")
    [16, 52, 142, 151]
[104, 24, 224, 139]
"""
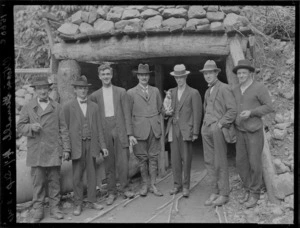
[58, 23, 79, 35]
[206, 12, 225, 21]
[224, 13, 241, 28]
[96, 7, 107, 19]
[141, 9, 159, 19]
[79, 22, 94, 33]
[188, 6, 206, 19]
[273, 158, 289, 174]
[220, 6, 241, 14]
[186, 18, 209, 27]
[93, 19, 114, 33]
[210, 22, 224, 31]
[273, 173, 293, 199]
[162, 17, 187, 28]
[122, 9, 140, 20]
[273, 128, 287, 140]
[106, 6, 124, 22]
[207, 5, 219, 12]
[143, 15, 163, 30]
[162, 8, 188, 18]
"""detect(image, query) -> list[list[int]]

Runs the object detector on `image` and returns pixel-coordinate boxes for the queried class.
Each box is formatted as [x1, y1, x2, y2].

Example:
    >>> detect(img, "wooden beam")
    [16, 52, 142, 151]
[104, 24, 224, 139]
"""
[229, 35, 245, 67]
[15, 68, 51, 74]
[225, 54, 239, 88]
[53, 34, 230, 62]
[262, 129, 281, 205]
[155, 64, 166, 177]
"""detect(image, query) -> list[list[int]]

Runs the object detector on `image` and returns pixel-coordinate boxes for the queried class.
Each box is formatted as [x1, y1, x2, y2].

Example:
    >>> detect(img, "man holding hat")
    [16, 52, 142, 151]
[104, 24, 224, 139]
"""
[232, 59, 273, 208]
[200, 60, 237, 206]
[89, 63, 136, 206]
[127, 63, 163, 197]
[17, 76, 71, 223]
[165, 64, 202, 198]
[62, 75, 109, 216]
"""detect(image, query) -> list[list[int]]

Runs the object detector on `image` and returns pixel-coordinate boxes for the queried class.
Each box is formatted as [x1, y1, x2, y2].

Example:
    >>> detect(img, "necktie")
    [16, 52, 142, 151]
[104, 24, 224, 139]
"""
[80, 100, 87, 104]
[39, 98, 48, 103]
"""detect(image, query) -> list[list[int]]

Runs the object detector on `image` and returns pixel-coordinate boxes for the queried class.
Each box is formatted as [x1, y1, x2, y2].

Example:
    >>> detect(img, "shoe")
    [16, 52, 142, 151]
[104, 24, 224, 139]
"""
[50, 207, 64, 220]
[87, 202, 104, 210]
[169, 187, 182, 195]
[123, 190, 135, 199]
[73, 205, 82, 216]
[182, 188, 190, 198]
[212, 195, 229, 206]
[238, 191, 250, 204]
[244, 196, 258, 208]
[31, 208, 44, 223]
[149, 185, 163, 197]
[139, 184, 148, 197]
[204, 193, 219, 206]
[106, 194, 116, 206]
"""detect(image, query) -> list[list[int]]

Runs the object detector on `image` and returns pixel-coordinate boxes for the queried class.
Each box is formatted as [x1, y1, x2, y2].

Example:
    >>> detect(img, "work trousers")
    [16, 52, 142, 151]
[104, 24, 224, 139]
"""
[236, 127, 264, 198]
[133, 128, 160, 184]
[72, 139, 97, 205]
[104, 116, 130, 195]
[31, 166, 61, 210]
[170, 124, 193, 189]
[201, 123, 229, 196]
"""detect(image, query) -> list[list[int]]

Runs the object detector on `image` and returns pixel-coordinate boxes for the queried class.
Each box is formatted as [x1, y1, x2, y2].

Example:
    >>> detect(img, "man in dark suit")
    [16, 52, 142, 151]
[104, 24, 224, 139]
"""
[17, 76, 71, 223]
[127, 64, 163, 197]
[89, 63, 136, 206]
[63, 76, 109, 216]
[165, 64, 202, 198]
[200, 60, 237, 206]
[232, 59, 273, 208]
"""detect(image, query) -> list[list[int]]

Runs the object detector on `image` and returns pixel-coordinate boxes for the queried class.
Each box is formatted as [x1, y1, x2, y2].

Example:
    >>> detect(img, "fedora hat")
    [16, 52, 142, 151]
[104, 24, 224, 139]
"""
[199, 60, 221, 73]
[30, 76, 53, 87]
[135, 64, 152, 74]
[232, 59, 255, 74]
[170, 64, 190, 77]
[71, 75, 92, 87]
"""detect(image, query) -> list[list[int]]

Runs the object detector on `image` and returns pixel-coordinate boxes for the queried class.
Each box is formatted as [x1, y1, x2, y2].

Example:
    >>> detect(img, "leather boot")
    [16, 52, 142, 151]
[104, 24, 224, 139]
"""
[139, 163, 149, 196]
[149, 160, 163, 197]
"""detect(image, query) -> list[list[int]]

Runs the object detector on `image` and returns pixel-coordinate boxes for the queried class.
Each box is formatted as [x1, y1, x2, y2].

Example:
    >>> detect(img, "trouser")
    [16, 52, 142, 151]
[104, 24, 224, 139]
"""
[72, 139, 97, 205]
[236, 127, 264, 198]
[170, 123, 193, 189]
[133, 129, 160, 186]
[104, 116, 130, 195]
[201, 122, 229, 196]
[31, 166, 61, 210]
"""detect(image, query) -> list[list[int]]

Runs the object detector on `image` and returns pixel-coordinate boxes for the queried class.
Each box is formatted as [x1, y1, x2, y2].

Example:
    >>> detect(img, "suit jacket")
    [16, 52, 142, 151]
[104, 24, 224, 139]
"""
[166, 85, 202, 141]
[233, 80, 273, 132]
[17, 97, 70, 167]
[89, 85, 133, 148]
[203, 80, 237, 142]
[127, 85, 162, 140]
[62, 99, 106, 160]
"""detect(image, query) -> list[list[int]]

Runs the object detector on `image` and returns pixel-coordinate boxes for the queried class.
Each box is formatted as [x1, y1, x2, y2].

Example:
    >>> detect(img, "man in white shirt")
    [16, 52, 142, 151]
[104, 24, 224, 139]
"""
[89, 64, 136, 205]
[63, 76, 108, 216]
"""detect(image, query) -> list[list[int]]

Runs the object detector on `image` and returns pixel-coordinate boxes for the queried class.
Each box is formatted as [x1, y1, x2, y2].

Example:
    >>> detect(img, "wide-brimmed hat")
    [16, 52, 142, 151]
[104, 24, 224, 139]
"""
[71, 75, 92, 87]
[232, 59, 255, 74]
[30, 76, 53, 87]
[199, 60, 221, 73]
[170, 64, 190, 77]
[135, 64, 152, 74]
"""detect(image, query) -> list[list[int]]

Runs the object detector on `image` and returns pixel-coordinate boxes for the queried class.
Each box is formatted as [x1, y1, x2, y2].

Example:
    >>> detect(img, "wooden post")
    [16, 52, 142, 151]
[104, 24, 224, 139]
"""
[226, 54, 239, 88]
[229, 34, 245, 67]
[155, 64, 166, 177]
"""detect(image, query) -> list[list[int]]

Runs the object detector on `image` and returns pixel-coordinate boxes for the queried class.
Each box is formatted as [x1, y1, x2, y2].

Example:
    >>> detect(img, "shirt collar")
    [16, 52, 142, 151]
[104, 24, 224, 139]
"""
[77, 97, 87, 104]
[139, 83, 148, 91]
[240, 78, 253, 89]
[208, 79, 219, 88]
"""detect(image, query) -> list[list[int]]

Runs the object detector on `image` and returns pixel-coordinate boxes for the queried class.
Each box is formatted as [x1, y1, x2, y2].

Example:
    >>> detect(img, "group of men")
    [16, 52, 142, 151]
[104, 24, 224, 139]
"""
[17, 59, 273, 223]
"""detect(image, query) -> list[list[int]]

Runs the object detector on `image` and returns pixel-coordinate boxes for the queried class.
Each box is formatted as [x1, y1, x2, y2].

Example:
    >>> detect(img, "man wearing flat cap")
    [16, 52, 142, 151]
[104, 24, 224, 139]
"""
[232, 59, 273, 208]
[17, 76, 71, 223]
[200, 60, 237, 206]
[62, 76, 109, 216]
[127, 64, 163, 197]
[165, 64, 202, 198]
[89, 63, 136, 206]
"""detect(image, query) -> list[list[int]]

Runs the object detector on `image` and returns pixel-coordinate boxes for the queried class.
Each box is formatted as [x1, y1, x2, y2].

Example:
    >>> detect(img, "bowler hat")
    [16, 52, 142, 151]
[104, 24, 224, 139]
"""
[232, 59, 255, 74]
[30, 76, 53, 87]
[199, 60, 221, 73]
[170, 64, 190, 77]
[71, 75, 92, 87]
[135, 64, 152, 74]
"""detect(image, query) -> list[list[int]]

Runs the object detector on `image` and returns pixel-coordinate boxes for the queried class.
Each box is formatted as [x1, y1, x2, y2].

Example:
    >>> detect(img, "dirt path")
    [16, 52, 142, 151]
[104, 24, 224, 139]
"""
[40, 147, 227, 223]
